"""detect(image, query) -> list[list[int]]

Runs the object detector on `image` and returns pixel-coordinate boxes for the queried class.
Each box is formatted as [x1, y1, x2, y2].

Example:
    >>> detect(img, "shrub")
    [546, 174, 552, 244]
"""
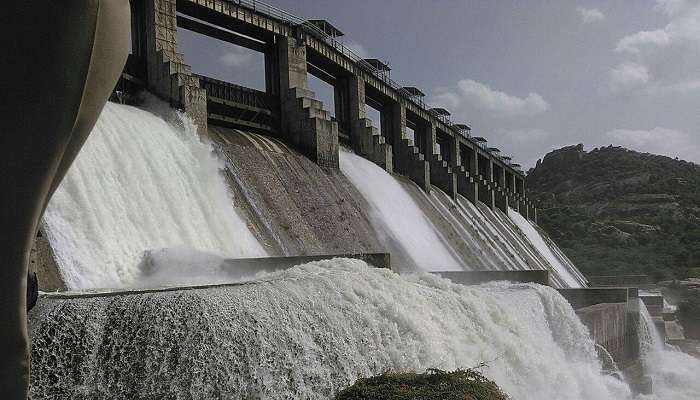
[335, 368, 508, 400]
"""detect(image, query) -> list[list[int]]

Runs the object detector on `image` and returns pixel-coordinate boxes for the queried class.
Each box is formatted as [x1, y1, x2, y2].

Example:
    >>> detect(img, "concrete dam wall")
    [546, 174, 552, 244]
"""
[209, 125, 586, 286]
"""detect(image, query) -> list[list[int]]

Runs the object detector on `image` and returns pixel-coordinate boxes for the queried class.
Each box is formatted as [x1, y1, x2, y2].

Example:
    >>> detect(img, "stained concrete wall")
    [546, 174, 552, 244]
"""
[576, 303, 629, 363]
[209, 127, 587, 284]
[557, 288, 638, 310]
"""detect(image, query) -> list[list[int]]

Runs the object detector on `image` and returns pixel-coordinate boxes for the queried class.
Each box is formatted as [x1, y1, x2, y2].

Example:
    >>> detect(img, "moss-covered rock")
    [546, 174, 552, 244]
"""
[334, 368, 508, 400]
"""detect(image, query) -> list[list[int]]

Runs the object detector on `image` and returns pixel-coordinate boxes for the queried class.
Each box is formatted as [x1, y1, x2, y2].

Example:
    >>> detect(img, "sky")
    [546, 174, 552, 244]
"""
[178, 0, 700, 168]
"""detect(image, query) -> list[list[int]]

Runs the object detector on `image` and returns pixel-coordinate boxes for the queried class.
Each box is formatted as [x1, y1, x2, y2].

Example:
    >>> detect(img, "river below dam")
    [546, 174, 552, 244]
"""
[31, 101, 700, 399]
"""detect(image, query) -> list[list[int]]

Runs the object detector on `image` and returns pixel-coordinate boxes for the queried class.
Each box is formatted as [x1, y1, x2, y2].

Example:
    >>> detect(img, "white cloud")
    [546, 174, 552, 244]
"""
[432, 79, 548, 118]
[655, 0, 688, 16]
[219, 47, 255, 68]
[616, 29, 671, 53]
[613, 2, 700, 94]
[577, 7, 605, 24]
[616, 2, 700, 54]
[605, 127, 700, 162]
[609, 63, 651, 91]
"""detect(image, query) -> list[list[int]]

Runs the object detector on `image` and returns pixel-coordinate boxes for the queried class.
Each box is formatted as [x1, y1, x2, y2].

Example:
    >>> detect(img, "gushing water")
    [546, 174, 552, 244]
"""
[29, 259, 630, 400]
[339, 149, 461, 271]
[43, 101, 265, 289]
[637, 301, 700, 400]
[508, 208, 586, 287]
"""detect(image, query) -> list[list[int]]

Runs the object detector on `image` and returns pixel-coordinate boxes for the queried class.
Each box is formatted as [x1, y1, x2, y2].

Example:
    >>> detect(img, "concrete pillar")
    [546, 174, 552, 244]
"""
[264, 47, 279, 97]
[478, 157, 495, 209]
[346, 75, 391, 171]
[333, 78, 349, 136]
[507, 173, 518, 212]
[391, 101, 407, 170]
[277, 37, 308, 98]
[347, 74, 366, 146]
[449, 136, 461, 170]
[143, 0, 207, 137]
[277, 36, 338, 168]
[390, 102, 430, 191]
[517, 177, 528, 217]
[494, 166, 508, 213]
[464, 145, 479, 204]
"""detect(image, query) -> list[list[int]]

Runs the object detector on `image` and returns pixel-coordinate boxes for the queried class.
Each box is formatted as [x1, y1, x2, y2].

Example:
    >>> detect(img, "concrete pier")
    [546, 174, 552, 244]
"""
[125, 0, 534, 219]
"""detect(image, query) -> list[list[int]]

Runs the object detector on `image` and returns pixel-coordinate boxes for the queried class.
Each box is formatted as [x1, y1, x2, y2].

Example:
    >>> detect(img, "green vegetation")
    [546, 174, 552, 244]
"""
[335, 368, 508, 400]
[527, 144, 700, 281]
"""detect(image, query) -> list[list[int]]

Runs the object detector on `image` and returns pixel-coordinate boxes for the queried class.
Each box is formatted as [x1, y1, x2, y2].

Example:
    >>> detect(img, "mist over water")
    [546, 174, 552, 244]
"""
[43, 101, 265, 289]
[637, 301, 700, 400]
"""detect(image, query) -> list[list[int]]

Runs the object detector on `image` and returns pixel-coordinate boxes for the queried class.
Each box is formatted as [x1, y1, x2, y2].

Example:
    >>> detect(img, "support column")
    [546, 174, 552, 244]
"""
[478, 157, 495, 209]
[494, 166, 509, 213]
[517, 177, 528, 218]
[392, 102, 429, 191]
[144, 0, 207, 137]
[427, 125, 456, 198]
[278, 36, 339, 168]
[464, 146, 479, 204]
[346, 76, 391, 171]
[391, 101, 407, 171]
[507, 173, 518, 212]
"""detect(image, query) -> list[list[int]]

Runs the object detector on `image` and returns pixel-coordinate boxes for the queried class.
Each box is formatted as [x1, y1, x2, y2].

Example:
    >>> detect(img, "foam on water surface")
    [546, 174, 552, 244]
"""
[29, 259, 630, 400]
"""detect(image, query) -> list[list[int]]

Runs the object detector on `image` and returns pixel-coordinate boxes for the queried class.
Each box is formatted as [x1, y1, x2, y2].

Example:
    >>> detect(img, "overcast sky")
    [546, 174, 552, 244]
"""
[178, 0, 700, 168]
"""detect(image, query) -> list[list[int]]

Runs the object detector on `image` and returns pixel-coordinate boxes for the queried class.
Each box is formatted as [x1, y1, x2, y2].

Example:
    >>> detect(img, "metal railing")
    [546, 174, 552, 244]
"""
[198, 75, 274, 111]
[224, 0, 435, 113]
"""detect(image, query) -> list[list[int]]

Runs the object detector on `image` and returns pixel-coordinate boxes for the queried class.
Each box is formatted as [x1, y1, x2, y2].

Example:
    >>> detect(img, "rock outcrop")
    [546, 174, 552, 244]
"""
[527, 144, 700, 280]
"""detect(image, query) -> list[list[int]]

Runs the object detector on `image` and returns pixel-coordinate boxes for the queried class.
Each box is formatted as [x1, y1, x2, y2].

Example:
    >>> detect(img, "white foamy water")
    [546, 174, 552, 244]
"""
[43, 101, 265, 289]
[508, 208, 585, 288]
[339, 149, 461, 271]
[29, 259, 631, 400]
[637, 301, 700, 400]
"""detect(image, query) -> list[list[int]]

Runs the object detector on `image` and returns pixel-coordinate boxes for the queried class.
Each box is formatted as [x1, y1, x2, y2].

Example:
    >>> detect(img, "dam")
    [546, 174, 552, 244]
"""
[26, 0, 700, 399]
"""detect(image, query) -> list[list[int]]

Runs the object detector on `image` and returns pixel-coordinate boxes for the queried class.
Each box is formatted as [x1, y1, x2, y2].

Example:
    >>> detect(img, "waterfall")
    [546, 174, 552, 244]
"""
[338, 149, 461, 271]
[29, 259, 631, 400]
[637, 301, 700, 400]
[508, 208, 585, 287]
[43, 100, 266, 290]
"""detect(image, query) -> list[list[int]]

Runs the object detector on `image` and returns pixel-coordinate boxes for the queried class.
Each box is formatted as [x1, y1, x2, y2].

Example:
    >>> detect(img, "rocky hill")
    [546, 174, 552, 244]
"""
[527, 144, 700, 281]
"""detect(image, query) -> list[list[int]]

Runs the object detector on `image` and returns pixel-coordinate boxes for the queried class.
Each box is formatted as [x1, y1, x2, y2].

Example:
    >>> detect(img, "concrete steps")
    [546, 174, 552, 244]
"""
[283, 88, 339, 168]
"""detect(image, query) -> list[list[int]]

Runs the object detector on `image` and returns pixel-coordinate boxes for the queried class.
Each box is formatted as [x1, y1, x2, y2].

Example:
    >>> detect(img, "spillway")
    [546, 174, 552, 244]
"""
[29, 258, 631, 400]
[508, 209, 586, 287]
[31, 102, 659, 398]
[339, 149, 461, 271]
[43, 101, 265, 289]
